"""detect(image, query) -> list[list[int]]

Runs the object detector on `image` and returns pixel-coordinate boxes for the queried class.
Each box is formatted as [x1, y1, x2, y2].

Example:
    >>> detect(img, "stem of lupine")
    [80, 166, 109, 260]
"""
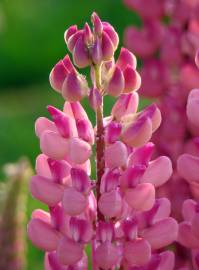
[94, 63, 105, 221]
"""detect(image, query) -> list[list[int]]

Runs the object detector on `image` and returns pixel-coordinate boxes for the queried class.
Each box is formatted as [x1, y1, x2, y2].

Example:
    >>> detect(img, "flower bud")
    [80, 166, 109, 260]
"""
[62, 71, 89, 102]
[67, 30, 83, 52]
[103, 22, 119, 50]
[123, 65, 141, 93]
[98, 190, 122, 218]
[116, 47, 137, 70]
[91, 12, 103, 36]
[49, 60, 69, 93]
[73, 36, 91, 68]
[111, 92, 139, 121]
[106, 66, 124, 97]
[47, 105, 78, 138]
[62, 187, 88, 216]
[125, 183, 155, 211]
[105, 141, 128, 169]
[83, 23, 93, 45]
[101, 31, 114, 61]
[64, 25, 78, 43]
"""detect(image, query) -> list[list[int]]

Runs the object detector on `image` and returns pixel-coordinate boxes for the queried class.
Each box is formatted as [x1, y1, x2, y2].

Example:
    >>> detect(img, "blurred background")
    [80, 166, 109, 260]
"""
[0, 1, 140, 269]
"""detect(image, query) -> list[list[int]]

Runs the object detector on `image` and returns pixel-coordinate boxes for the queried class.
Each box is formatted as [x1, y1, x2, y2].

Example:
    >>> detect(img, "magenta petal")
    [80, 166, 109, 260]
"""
[64, 25, 78, 43]
[123, 65, 141, 93]
[101, 31, 114, 61]
[49, 60, 69, 93]
[182, 199, 198, 222]
[35, 154, 52, 179]
[128, 142, 154, 167]
[196, 49, 199, 68]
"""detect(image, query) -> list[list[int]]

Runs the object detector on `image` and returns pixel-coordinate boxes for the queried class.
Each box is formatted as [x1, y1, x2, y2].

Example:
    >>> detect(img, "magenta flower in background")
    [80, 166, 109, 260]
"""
[123, 0, 199, 268]
[27, 12, 178, 270]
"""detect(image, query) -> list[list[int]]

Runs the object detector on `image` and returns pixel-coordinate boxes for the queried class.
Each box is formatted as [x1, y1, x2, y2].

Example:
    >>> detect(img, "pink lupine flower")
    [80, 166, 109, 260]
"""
[124, 0, 199, 268]
[28, 12, 177, 270]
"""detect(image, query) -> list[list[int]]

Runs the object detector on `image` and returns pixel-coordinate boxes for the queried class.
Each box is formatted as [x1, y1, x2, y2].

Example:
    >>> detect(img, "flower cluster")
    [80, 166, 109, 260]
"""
[123, 0, 199, 268]
[28, 13, 178, 270]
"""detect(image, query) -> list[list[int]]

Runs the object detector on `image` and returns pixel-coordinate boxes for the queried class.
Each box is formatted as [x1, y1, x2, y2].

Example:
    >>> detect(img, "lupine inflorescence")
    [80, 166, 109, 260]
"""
[123, 0, 199, 269]
[28, 12, 178, 270]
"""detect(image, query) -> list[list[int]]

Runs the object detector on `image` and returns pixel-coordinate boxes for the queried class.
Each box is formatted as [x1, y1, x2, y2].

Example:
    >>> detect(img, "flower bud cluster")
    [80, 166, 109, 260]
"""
[123, 0, 199, 268]
[28, 13, 177, 270]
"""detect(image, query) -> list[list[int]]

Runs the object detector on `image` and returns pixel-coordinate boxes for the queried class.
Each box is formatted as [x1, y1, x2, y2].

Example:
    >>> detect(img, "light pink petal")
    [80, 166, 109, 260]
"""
[57, 237, 83, 265]
[125, 183, 155, 211]
[105, 141, 128, 169]
[141, 156, 172, 187]
[62, 187, 88, 216]
[27, 218, 59, 251]
[178, 221, 199, 249]
[182, 199, 198, 222]
[177, 154, 199, 183]
[98, 190, 122, 218]
[124, 238, 151, 266]
[141, 217, 178, 249]
[30, 175, 64, 206]
[40, 130, 69, 160]
[35, 117, 57, 138]
[35, 154, 52, 179]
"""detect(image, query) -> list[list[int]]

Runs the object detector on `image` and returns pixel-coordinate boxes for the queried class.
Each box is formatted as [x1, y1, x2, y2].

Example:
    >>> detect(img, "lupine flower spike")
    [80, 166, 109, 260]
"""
[123, 0, 199, 268]
[28, 12, 178, 270]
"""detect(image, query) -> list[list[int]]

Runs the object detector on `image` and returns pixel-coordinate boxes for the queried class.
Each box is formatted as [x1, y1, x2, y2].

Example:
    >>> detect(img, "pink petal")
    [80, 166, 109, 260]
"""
[35, 117, 57, 138]
[141, 217, 178, 249]
[30, 175, 64, 206]
[105, 141, 128, 169]
[27, 218, 59, 251]
[141, 156, 173, 187]
[177, 154, 199, 183]
[178, 221, 199, 249]
[125, 183, 155, 211]
[124, 238, 151, 266]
